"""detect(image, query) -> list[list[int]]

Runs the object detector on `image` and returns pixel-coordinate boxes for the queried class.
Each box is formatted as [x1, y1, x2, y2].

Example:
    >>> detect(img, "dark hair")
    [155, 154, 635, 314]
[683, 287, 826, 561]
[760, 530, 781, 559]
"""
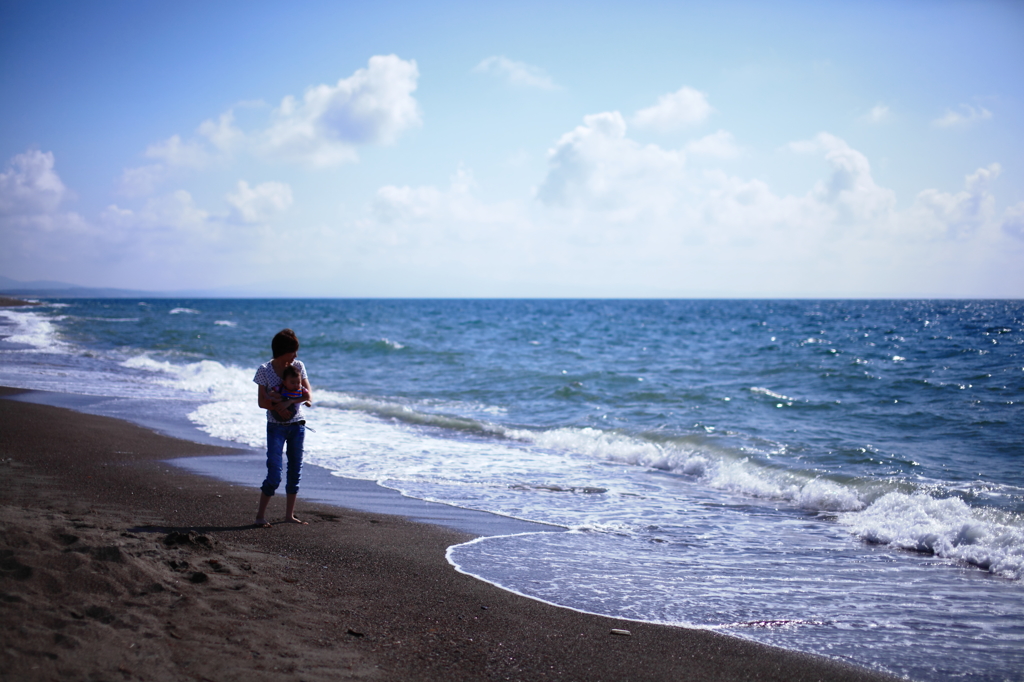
[282, 364, 300, 380]
[271, 328, 300, 358]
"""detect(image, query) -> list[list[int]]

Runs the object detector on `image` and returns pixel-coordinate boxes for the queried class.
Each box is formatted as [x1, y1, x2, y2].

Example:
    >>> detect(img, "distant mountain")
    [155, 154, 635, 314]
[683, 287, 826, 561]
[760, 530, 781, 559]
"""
[0, 276, 159, 298]
[0, 276, 277, 299]
[0, 276, 82, 291]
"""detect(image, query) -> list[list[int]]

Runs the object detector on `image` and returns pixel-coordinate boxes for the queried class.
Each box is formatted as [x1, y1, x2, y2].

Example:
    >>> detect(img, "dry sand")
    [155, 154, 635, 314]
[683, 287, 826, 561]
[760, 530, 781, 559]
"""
[0, 388, 900, 681]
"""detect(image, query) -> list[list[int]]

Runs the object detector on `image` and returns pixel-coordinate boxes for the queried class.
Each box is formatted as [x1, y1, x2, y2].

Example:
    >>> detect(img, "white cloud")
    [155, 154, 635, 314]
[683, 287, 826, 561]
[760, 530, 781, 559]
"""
[142, 191, 208, 231]
[90, 190, 273, 288]
[198, 110, 245, 153]
[1002, 203, 1024, 241]
[686, 130, 741, 159]
[328, 116, 1021, 297]
[473, 56, 558, 90]
[0, 150, 99, 278]
[908, 163, 1000, 239]
[373, 184, 444, 225]
[117, 55, 422, 196]
[528, 118, 1021, 289]
[101, 191, 213, 244]
[117, 164, 165, 197]
[1, 151, 299, 288]
[933, 104, 993, 128]
[8, 91, 1023, 298]
[0, 150, 67, 216]
[119, 119, 234, 198]
[316, 167, 541, 296]
[145, 134, 211, 168]
[372, 168, 517, 239]
[863, 104, 890, 123]
[97, 189, 285, 282]
[697, 169, 814, 236]
[536, 112, 686, 219]
[263, 54, 421, 166]
[226, 180, 293, 223]
[791, 133, 896, 224]
[632, 86, 713, 132]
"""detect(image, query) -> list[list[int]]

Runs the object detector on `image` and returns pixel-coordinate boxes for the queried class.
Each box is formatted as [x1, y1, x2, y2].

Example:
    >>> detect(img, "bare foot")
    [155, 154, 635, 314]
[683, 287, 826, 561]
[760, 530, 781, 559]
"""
[254, 518, 272, 528]
[285, 516, 308, 525]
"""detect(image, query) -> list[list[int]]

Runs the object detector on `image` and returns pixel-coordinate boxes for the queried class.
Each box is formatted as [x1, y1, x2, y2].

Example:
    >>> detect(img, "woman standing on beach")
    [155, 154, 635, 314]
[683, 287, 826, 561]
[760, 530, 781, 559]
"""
[253, 328, 312, 526]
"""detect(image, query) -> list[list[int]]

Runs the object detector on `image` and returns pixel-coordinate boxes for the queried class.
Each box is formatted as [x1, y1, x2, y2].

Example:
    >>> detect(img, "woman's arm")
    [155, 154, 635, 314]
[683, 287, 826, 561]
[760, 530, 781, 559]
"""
[258, 385, 293, 418]
[301, 377, 313, 406]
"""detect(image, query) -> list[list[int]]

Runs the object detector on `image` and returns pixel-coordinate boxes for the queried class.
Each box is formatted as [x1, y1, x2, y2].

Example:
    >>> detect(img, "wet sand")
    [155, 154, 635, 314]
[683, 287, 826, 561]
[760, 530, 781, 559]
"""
[0, 388, 898, 681]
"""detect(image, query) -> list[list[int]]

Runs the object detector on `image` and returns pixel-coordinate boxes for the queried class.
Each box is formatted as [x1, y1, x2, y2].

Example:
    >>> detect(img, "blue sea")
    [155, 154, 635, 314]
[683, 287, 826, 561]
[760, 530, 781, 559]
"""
[1, 298, 1022, 681]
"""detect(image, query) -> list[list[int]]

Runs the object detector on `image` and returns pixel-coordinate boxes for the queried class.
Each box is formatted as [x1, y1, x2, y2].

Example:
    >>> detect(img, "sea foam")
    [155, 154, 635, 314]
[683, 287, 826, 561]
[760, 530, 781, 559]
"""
[840, 492, 1024, 579]
[121, 355, 252, 399]
[504, 424, 867, 513]
[0, 309, 67, 351]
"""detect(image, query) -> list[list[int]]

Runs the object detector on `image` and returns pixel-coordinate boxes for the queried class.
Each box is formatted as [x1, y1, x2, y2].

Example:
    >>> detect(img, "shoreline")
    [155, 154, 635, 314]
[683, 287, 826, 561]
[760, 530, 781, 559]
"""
[6, 387, 558, 538]
[0, 388, 899, 681]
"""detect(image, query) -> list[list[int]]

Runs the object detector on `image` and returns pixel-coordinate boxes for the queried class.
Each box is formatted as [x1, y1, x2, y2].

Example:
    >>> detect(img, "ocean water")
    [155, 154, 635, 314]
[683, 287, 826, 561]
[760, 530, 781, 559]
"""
[1, 298, 1022, 681]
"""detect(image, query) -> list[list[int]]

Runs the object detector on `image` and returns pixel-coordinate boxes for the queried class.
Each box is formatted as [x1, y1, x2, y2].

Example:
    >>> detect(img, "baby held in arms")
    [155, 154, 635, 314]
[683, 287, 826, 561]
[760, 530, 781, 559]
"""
[269, 364, 310, 422]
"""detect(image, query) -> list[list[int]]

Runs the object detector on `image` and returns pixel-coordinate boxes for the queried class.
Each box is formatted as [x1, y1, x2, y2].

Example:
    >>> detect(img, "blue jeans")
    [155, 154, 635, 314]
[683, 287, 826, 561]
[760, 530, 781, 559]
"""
[261, 421, 305, 496]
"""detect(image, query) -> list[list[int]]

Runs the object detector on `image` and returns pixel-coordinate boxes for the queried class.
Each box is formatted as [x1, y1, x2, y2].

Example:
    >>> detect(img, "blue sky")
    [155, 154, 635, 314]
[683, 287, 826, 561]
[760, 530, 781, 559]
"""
[2, 0, 1022, 297]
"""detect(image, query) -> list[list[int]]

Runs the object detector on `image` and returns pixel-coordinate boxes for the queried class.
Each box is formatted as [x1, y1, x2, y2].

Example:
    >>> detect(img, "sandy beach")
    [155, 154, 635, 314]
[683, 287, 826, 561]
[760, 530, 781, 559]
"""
[0, 387, 899, 681]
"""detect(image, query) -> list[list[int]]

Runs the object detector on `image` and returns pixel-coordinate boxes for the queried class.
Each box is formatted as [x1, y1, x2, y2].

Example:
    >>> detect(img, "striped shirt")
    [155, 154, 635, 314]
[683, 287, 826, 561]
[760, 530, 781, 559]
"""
[253, 359, 308, 424]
